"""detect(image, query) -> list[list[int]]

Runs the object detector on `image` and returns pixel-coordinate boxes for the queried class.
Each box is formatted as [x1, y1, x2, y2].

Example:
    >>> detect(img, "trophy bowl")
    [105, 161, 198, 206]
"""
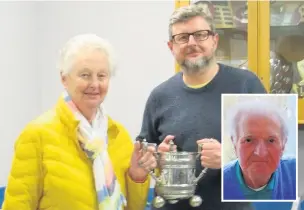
[141, 139, 208, 208]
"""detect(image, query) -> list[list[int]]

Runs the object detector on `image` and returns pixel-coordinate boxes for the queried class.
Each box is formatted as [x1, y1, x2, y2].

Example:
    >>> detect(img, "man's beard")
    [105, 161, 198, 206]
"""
[180, 55, 214, 75]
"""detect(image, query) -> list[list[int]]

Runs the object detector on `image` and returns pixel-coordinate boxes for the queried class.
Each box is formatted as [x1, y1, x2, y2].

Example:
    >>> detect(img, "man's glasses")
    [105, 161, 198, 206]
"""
[171, 30, 215, 44]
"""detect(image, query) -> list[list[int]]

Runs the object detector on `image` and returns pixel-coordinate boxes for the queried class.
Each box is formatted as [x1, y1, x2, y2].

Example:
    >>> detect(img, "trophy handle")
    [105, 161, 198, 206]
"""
[140, 139, 162, 184]
[194, 143, 208, 184]
[196, 143, 202, 159]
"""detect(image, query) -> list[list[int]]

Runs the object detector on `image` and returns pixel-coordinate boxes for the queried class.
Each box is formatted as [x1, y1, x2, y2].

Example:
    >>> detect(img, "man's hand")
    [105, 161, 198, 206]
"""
[128, 141, 157, 182]
[197, 138, 221, 169]
[158, 135, 176, 152]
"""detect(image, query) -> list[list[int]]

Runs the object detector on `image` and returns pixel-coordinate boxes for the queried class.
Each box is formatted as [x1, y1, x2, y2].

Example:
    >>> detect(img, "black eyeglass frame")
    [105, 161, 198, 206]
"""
[171, 30, 216, 44]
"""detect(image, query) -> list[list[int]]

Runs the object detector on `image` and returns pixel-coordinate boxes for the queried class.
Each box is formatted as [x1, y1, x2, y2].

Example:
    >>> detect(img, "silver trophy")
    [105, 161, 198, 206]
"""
[270, 51, 293, 94]
[141, 139, 208, 208]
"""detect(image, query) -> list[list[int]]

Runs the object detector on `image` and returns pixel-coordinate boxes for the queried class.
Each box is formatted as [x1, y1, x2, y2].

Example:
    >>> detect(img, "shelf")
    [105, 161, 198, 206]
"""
[270, 23, 304, 39]
[216, 26, 247, 32]
[217, 57, 247, 61]
[216, 28, 248, 41]
[216, 23, 304, 41]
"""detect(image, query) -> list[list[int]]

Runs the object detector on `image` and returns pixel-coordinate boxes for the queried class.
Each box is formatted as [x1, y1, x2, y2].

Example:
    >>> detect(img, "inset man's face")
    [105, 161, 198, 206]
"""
[233, 113, 285, 177]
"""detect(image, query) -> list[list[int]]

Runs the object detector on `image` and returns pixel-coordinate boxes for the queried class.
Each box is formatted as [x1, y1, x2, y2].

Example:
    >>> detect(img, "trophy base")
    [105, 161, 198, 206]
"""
[155, 184, 196, 200]
[168, 200, 178, 204]
[152, 195, 203, 208]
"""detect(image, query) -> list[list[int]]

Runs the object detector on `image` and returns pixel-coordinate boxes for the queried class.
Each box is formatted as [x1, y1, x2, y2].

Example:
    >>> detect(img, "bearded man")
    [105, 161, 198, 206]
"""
[139, 4, 266, 210]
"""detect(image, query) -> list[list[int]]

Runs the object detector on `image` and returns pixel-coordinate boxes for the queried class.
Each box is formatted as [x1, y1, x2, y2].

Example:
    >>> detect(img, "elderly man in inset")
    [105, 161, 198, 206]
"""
[223, 100, 296, 200]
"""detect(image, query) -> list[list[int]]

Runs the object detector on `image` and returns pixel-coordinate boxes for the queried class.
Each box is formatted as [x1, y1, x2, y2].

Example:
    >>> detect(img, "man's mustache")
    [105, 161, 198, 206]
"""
[186, 47, 201, 54]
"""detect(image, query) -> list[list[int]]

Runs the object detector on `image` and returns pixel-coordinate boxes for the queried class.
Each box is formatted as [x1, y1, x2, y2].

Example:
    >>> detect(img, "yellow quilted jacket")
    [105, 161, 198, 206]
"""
[2, 97, 150, 210]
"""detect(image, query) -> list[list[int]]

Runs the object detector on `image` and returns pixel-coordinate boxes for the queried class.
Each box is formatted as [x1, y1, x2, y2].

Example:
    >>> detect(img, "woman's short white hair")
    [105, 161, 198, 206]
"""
[58, 33, 117, 76]
[226, 99, 289, 144]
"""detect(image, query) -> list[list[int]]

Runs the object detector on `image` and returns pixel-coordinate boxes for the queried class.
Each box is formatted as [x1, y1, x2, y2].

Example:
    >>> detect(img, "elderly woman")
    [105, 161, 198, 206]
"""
[2, 34, 156, 210]
[223, 99, 296, 200]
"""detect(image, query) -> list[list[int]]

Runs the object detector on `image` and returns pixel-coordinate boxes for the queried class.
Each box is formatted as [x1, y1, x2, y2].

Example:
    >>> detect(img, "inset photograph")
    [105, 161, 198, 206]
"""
[221, 94, 297, 202]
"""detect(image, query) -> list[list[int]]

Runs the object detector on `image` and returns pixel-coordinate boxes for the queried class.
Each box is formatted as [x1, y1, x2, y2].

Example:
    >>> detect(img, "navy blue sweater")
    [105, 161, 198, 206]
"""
[140, 64, 266, 210]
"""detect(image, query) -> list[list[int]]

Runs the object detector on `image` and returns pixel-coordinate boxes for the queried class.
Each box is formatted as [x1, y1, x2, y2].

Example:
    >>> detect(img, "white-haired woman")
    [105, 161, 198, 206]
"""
[2, 34, 156, 210]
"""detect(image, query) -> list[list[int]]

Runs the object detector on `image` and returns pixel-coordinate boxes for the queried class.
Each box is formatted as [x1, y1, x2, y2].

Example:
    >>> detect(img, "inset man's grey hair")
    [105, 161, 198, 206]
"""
[226, 99, 289, 144]
[58, 33, 117, 76]
[168, 4, 215, 40]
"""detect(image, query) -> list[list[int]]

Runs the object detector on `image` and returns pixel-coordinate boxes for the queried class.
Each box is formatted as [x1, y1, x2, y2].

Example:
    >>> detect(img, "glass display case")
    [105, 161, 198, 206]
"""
[176, 0, 258, 72]
[174, 0, 303, 124]
[195, 1, 250, 69]
[256, 1, 304, 124]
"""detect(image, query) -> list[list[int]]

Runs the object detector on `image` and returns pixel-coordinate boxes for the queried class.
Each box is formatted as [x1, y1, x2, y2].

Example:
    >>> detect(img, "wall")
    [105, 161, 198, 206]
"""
[36, 1, 175, 139]
[0, 2, 40, 186]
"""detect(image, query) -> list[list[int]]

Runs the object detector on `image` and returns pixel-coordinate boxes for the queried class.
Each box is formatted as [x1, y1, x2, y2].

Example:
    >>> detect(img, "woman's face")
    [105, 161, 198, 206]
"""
[61, 49, 110, 111]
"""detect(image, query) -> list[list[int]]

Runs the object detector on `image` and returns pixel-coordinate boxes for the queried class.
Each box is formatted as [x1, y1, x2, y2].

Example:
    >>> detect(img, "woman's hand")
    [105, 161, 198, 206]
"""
[128, 141, 157, 182]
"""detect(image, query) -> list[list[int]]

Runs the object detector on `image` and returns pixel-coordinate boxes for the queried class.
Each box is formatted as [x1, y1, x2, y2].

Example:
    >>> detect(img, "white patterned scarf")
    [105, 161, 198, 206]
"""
[63, 91, 127, 210]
